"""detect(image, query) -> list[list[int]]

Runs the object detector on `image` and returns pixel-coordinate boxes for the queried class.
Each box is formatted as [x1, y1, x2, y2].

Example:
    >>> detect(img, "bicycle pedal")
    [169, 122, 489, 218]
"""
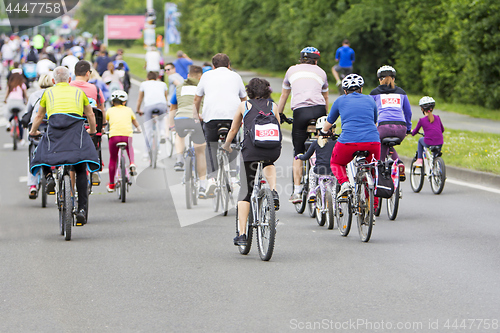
[75, 222, 84, 227]
[48, 191, 55, 195]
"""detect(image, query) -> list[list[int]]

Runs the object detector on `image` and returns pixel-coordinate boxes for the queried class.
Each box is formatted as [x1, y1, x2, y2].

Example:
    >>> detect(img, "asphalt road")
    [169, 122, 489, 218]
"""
[1, 80, 500, 332]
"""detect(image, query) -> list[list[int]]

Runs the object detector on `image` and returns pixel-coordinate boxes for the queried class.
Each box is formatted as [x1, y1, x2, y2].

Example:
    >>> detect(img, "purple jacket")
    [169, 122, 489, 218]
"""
[370, 85, 412, 131]
[412, 115, 444, 145]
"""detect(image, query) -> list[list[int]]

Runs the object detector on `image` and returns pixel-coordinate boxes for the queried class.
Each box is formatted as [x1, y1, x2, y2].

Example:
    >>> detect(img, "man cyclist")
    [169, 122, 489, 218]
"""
[193, 53, 247, 197]
[276, 46, 329, 203]
[169, 65, 208, 197]
[332, 39, 355, 87]
[29, 66, 100, 225]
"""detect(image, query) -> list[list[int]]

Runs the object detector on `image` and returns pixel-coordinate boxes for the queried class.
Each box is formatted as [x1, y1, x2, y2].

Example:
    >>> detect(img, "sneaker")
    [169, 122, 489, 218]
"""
[107, 183, 115, 193]
[307, 188, 317, 202]
[75, 208, 87, 226]
[46, 175, 56, 195]
[230, 176, 240, 188]
[337, 182, 352, 198]
[19, 139, 26, 146]
[272, 190, 280, 211]
[91, 172, 101, 186]
[289, 193, 302, 204]
[198, 187, 207, 199]
[398, 162, 406, 181]
[160, 136, 166, 144]
[233, 233, 247, 246]
[174, 162, 184, 172]
[129, 164, 137, 176]
[206, 178, 217, 198]
[414, 158, 423, 167]
[29, 185, 38, 199]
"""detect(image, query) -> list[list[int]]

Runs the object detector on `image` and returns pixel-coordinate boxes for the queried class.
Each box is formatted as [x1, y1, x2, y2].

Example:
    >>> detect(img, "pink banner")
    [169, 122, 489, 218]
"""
[106, 15, 145, 40]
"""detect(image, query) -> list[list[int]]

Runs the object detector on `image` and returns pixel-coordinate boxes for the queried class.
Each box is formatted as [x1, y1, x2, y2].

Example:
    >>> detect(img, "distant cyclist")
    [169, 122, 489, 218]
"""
[276, 46, 329, 204]
[320, 74, 380, 202]
[370, 65, 411, 178]
[332, 39, 355, 87]
[5, 73, 28, 144]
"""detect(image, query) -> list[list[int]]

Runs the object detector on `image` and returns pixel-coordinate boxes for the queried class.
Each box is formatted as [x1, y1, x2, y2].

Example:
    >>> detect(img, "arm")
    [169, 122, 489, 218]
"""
[322, 91, 329, 114]
[169, 103, 177, 129]
[83, 104, 96, 134]
[136, 91, 144, 115]
[273, 102, 281, 124]
[193, 95, 203, 121]
[298, 141, 317, 160]
[402, 95, 412, 131]
[29, 105, 46, 136]
[222, 103, 244, 152]
[277, 88, 291, 116]
[411, 119, 422, 136]
[132, 119, 141, 132]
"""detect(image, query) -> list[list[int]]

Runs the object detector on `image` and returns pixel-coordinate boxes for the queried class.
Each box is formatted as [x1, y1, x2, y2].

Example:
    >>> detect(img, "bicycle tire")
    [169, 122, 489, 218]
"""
[430, 157, 446, 194]
[315, 194, 325, 226]
[256, 188, 276, 261]
[120, 154, 127, 203]
[374, 198, 382, 216]
[192, 156, 198, 206]
[336, 188, 352, 237]
[387, 182, 400, 220]
[410, 157, 424, 193]
[185, 155, 193, 209]
[221, 170, 230, 216]
[308, 199, 316, 218]
[213, 164, 222, 213]
[294, 161, 308, 214]
[12, 120, 18, 151]
[167, 131, 175, 158]
[151, 125, 158, 168]
[325, 188, 334, 230]
[63, 175, 72, 241]
[58, 176, 64, 236]
[357, 179, 374, 242]
[236, 206, 253, 255]
[41, 171, 47, 208]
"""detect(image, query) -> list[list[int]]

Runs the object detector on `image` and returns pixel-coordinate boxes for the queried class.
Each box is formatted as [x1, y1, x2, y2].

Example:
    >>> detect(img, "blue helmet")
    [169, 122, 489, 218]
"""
[300, 47, 320, 60]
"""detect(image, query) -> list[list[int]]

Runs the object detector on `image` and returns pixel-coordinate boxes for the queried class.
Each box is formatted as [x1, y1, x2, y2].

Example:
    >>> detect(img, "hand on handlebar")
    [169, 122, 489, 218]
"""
[222, 142, 232, 153]
[137, 110, 144, 116]
[29, 130, 41, 137]
[294, 154, 303, 160]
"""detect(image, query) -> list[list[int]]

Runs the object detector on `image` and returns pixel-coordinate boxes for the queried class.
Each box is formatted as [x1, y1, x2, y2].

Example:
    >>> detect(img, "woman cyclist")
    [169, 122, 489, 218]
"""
[411, 96, 444, 166]
[5, 73, 28, 144]
[222, 78, 281, 247]
[321, 74, 380, 202]
[106, 90, 141, 192]
[370, 65, 411, 178]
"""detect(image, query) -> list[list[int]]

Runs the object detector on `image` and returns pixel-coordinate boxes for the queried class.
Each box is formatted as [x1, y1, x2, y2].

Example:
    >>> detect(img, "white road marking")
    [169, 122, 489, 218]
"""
[131, 78, 142, 87]
[446, 179, 500, 195]
[3, 143, 13, 149]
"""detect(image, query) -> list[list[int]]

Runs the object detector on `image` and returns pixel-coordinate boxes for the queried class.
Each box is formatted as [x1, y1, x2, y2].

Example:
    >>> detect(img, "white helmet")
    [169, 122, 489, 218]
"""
[418, 96, 435, 109]
[111, 90, 128, 102]
[377, 65, 396, 78]
[315, 116, 328, 130]
[342, 74, 364, 91]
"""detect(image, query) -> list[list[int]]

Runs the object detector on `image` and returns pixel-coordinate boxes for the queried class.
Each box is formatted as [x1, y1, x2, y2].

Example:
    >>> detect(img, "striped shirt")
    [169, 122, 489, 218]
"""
[282, 63, 328, 110]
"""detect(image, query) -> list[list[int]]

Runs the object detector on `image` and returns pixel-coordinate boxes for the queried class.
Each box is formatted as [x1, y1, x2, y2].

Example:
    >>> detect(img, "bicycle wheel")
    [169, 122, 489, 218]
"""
[315, 193, 325, 226]
[185, 155, 193, 209]
[325, 188, 334, 230]
[220, 170, 230, 216]
[58, 177, 64, 235]
[166, 131, 175, 158]
[294, 161, 308, 214]
[387, 182, 400, 220]
[62, 175, 72, 241]
[12, 120, 18, 151]
[374, 198, 382, 216]
[357, 179, 374, 242]
[236, 206, 253, 255]
[119, 154, 126, 203]
[213, 166, 222, 213]
[336, 183, 352, 236]
[40, 170, 47, 208]
[308, 199, 316, 218]
[256, 188, 276, 261]
[192, 157, 198, 206]
[151, 126, 158, 169]
[410, 157, 424, 193]
[430, 157, 446, 194]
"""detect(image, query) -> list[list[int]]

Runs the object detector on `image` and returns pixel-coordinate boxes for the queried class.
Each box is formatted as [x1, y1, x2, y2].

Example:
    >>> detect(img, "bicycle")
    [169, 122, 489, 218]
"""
[235, 160, 277, 261]
[183, 129, 199, 209]
[213, 125, 237, 216]
[163, 128, 176, 158]
[10, 108, 22, 151]
[314, 175, 336, 229]
[147, 109, 162, 168]
[28, 129, 48, 207]
[374, 137, 402, 220]
[410, 133, 446, 194]
[337, 151, 376, 242]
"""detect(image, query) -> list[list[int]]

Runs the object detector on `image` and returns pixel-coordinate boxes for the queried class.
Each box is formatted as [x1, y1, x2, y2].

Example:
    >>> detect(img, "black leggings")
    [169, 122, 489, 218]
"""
[292, 105, 326, 155]
[203, 120, 238, 176]
[238, 160, 274, 202]
[43, 163, 88, 210]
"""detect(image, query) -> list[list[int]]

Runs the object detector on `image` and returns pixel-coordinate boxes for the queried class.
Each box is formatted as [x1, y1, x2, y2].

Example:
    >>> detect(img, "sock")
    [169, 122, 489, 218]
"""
[294, 184, 303, 194]
[200, 179, 207, 188]
[176, 154, 183, 163]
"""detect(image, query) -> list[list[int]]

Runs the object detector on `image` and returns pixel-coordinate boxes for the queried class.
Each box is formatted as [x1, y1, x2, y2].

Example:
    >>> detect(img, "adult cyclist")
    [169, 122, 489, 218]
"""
[276, 47, 329, 203]
[369, 65, 411, 179]
[29, 66, 100, 225]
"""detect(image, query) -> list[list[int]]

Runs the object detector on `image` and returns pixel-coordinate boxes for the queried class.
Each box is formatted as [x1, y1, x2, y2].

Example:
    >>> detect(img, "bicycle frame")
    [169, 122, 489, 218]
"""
[315, 175, 335, 214]
[250, 162, 265, 228]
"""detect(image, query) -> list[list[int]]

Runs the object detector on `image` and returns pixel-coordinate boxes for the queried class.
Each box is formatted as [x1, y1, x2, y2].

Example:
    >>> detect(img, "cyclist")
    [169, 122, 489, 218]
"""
[23, 74, 54, 199]
[106, 90, 141, 192]
[221, 78, 281, 246]
[332, 39, 355, 86]
[136, 71, 168, 157]
[276, 46, 329, 204]
[169, 66, 208, 197]
[320, 74, 380, 201]
[5, 73, 28, 144]
[193, 53, 247, 197]
[173, 50, 193, 79]
[29, 66, 99, 225]
[370, 65, 411, 179]
[411, 96, 444, 166]
[295, 116, 337, 202]
[70, 60, 106, 119]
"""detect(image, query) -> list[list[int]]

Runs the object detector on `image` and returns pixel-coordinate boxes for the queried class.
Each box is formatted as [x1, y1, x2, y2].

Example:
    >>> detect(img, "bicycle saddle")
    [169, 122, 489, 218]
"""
[116, 142, 128, 148]
[306, 119, 317, 133]
[429, 146, 442, 157]
[217, 127, 229, 138]
[381, 137, 402, 147]
[151, 109, 161, 115]
[352, 150, 369, 158]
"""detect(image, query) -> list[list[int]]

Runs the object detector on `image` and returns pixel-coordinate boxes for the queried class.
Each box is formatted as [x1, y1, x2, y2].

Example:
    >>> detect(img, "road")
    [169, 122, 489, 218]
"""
[1, 80, 500, 332]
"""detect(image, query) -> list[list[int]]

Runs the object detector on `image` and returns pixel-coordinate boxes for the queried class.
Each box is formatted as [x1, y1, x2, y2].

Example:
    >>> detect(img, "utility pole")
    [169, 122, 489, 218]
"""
[144, 0, 156, 48]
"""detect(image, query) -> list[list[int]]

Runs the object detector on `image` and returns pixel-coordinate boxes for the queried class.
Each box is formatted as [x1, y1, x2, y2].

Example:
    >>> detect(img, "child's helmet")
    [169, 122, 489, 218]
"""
[377, 65, 396, 78]
[315, 116, 328, 130]
[418, 96, 435, 110]
[111, 90, 128, 102]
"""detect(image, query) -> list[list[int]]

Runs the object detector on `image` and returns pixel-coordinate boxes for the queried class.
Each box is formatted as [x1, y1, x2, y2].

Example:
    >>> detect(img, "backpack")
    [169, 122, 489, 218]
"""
[374, 160, 395, 198]
[246, 101, 282, 149]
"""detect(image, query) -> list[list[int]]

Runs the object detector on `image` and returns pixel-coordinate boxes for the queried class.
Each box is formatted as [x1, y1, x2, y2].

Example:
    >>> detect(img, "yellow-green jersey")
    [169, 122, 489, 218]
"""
[40, 82, 89, 118]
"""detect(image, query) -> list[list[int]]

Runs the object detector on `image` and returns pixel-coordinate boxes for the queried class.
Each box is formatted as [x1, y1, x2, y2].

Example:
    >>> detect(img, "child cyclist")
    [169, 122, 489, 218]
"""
[295, 116, 337, 202]
[106, 90, 141, 192]
[411, 96, 444, 166]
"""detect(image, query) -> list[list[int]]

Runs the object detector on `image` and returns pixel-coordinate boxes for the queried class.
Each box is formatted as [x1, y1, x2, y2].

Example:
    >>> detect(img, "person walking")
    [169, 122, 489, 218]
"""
[332, 39, 355, 87]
